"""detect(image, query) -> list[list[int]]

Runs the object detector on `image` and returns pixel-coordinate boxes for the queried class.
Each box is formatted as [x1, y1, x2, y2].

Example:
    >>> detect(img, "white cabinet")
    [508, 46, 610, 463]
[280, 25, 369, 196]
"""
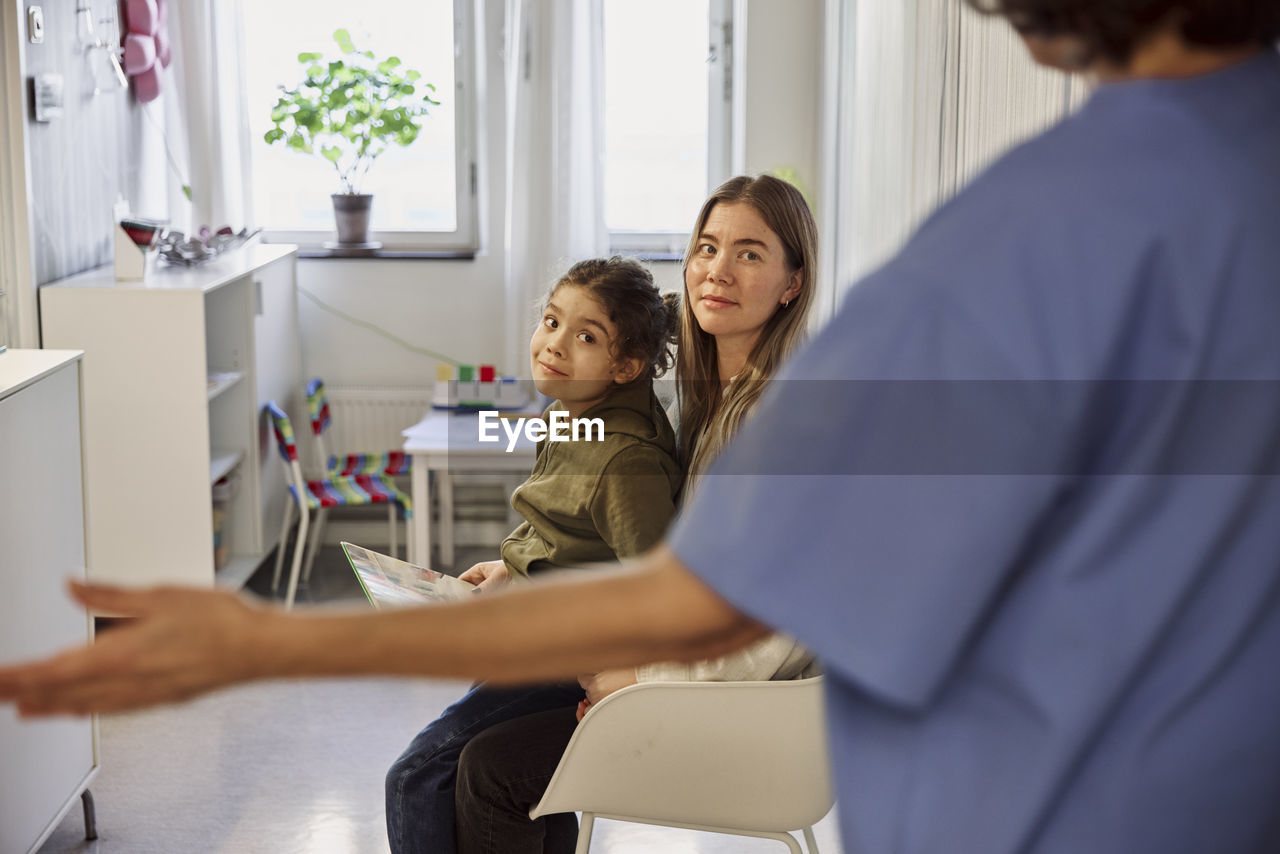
[0, 350, 98, 854]
[39, 245, 302, 589]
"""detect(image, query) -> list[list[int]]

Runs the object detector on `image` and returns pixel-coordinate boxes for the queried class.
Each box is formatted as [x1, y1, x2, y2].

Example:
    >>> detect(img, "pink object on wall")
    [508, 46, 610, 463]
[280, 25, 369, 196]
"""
[122, 0, 169, 101]
[123, 33, 156, 76]
[125, 0, 158, 37]
[132, 65, 162, 104]
[155, 27, 171, 69]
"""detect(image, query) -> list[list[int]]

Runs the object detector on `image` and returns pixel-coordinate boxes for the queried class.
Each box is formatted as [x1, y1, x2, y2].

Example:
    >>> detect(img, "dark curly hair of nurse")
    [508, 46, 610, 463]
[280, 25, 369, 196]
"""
[550, 256, 680, 383]
[964, 0, 1280, 66]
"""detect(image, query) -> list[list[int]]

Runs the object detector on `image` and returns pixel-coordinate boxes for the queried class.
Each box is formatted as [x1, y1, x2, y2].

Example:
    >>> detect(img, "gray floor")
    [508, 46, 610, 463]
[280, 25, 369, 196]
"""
[38, 545, 843, 854]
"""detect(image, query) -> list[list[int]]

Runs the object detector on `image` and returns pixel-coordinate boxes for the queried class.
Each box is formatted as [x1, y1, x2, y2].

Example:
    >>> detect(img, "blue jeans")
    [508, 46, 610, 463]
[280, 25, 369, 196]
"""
[385, 682, 586, 854]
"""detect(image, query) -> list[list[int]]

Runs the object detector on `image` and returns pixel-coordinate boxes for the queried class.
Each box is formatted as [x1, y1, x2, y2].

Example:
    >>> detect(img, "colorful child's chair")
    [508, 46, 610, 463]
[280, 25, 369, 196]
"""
[306, 377, 411, 477]
[266, 402, 412, 609]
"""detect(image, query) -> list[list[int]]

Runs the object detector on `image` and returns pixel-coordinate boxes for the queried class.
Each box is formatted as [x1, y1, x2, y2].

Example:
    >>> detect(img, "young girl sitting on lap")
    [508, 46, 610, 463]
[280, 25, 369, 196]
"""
[385, 256, 683, 854]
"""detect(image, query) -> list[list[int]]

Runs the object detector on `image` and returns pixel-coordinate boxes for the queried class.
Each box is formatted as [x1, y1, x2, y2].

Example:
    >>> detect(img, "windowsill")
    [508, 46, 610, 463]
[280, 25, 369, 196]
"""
[294, 246, 478, 261]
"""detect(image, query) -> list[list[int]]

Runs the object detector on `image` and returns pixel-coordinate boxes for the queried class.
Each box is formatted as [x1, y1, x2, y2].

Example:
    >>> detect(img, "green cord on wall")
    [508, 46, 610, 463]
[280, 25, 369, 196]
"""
[297, 285, 476, 369]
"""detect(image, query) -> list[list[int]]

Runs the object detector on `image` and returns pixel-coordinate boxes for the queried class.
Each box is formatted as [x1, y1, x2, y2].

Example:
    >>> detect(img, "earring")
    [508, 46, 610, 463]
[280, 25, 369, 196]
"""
[782, 298, 791, 308]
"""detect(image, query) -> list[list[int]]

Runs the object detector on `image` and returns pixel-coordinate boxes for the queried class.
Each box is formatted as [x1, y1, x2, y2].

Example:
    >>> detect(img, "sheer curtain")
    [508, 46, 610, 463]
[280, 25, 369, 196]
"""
[501, 0, 608, 375]
[824, 0, 1078, 304]
[159, 0, 254, 234]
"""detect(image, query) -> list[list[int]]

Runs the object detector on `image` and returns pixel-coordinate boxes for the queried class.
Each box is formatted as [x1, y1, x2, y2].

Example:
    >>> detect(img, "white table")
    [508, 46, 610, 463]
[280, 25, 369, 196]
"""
[402, 409, 538, 567]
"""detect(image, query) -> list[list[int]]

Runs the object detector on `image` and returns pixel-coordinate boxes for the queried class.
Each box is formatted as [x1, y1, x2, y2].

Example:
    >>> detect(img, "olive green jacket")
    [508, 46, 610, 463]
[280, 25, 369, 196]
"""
[500, 378, 682, 577]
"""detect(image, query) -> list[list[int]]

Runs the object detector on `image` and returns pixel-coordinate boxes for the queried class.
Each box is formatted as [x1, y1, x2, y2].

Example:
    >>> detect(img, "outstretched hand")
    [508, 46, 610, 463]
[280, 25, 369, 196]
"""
[0, 581, 268, 717]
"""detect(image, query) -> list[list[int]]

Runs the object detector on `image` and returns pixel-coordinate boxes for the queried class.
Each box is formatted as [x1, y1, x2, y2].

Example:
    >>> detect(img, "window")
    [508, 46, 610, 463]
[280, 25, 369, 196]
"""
[242, 0, 478, 252]
[604, 0, 733, 255]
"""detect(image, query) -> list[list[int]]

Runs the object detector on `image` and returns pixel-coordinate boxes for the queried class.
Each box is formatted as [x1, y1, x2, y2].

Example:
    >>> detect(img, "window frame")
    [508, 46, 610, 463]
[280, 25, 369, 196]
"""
[607, 0, 735, 256]
[259, 0, 480, 254]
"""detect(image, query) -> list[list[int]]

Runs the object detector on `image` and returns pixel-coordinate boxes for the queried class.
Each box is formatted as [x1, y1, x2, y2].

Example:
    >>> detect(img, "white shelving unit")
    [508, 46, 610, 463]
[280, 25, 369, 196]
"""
[39, 244, 302, 590]
[0, 349, 98, 853]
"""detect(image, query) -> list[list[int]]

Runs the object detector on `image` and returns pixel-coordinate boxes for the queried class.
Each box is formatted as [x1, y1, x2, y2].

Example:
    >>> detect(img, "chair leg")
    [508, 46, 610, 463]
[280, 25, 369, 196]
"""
[271, 498, 295, 592]
[388, 502, 398, 559]
[803, 826, 820, 854]
[574, 812, 594, 854]
[301, 506, 327, 584]
[775, 832, 804, 854]
[284, 505, 309, 610]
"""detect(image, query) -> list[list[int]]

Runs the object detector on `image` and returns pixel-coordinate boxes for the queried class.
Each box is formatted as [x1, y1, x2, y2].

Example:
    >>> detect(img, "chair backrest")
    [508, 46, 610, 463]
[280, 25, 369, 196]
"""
[305, 377, 332, 437]
[305, 377, 334, 465]
[266, 401, 298, 464]
[530, 676, 833, 833]
[265, 401, 308, 494]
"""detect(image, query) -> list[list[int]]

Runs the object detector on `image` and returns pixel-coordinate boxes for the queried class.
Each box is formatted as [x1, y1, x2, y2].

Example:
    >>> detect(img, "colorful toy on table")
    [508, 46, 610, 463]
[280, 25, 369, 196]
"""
[431, 364, 528, 410]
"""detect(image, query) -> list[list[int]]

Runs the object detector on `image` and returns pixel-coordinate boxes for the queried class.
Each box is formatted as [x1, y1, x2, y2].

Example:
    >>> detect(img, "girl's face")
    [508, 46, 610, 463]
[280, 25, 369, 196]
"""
[685, 202, 802, 353]
[529, 284, 642, 416]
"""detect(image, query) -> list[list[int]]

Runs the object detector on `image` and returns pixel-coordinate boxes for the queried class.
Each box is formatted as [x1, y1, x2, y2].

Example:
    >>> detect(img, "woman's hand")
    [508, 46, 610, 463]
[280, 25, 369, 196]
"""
[458, 559, 511, 593]
[578, 667, 638, 707]
[0, 581, 271, 716]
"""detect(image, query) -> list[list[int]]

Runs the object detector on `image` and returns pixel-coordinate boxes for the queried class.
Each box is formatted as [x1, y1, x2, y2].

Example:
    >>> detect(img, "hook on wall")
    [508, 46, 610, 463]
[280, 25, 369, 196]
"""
[76, 2, 128, 94]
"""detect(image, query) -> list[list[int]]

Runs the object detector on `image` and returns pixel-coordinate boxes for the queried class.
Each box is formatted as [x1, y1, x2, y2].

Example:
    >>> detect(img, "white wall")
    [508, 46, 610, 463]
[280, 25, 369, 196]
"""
[740, 0, 822, 191]
[298, 0, 828, 390]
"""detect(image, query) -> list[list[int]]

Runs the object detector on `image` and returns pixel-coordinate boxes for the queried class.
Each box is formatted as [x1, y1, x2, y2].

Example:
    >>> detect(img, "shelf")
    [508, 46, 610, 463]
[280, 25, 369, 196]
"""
[207, 371, 244, 402]
[39, 246, 300, 592]
[214, 555, 260, 590]
[210, 449, 245, 484]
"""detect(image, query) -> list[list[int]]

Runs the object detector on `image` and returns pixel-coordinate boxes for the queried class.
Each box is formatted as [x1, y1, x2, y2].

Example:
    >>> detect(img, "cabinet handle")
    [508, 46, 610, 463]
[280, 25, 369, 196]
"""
[254, 280, 263, 316]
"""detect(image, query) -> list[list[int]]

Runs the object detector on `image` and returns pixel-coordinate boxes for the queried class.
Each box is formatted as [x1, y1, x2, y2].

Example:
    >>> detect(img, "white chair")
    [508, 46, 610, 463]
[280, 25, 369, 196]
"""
[530, 675, 832, 854]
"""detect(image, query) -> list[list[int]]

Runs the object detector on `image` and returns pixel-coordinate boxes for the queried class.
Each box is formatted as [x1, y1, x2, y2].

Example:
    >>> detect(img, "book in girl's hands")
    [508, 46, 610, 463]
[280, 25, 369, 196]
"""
[341, 541, 476, 609]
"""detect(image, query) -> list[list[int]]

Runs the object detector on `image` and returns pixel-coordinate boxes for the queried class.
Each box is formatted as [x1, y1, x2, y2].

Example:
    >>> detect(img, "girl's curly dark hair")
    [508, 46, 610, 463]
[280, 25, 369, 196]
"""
[551, 256, 679, 382]
[965, 0, 1280, 65]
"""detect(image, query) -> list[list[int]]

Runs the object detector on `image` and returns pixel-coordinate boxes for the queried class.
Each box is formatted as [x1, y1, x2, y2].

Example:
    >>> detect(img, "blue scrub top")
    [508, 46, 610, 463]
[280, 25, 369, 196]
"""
[669, 51, 1280, 854]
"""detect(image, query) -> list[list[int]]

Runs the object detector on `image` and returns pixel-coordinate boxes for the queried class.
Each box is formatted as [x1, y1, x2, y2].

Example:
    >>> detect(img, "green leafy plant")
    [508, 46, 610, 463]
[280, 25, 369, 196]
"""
[263, 29, 441, 195]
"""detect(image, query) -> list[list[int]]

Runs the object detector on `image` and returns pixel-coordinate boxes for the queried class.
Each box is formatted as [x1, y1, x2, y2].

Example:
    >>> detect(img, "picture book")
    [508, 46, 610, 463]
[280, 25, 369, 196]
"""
[341, 541, 476, 608]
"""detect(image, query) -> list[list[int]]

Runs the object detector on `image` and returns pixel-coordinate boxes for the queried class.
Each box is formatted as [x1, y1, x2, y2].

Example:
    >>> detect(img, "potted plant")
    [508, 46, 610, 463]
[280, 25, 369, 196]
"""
[264, 29, 440, 248]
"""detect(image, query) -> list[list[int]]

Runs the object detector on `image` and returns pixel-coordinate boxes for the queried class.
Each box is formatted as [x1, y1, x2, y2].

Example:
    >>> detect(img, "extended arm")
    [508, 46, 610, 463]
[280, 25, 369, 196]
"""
[0, 545, 768, 717]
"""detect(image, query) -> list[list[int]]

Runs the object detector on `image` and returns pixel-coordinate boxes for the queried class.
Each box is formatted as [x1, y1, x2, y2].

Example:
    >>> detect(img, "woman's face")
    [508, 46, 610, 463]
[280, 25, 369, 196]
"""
[685, 202, 802, 352]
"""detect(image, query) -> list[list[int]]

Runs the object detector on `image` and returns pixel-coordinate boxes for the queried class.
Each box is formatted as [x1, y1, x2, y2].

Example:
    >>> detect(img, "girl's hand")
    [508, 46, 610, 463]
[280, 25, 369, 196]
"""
[575, 698, 592, 722]
[458, 559, 511, 592]
[577, 667, 638, 706]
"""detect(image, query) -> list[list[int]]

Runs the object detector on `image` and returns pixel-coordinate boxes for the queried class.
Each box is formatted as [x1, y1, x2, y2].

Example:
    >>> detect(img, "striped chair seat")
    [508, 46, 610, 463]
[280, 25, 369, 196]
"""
[327, 451, 412, 477]
[293, 472, 413, 519]
[307, 378, 413, 477]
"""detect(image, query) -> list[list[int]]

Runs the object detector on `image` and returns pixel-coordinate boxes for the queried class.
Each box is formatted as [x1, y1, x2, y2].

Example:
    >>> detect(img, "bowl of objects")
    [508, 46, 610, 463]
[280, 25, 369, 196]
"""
[155, 226, 262, 267]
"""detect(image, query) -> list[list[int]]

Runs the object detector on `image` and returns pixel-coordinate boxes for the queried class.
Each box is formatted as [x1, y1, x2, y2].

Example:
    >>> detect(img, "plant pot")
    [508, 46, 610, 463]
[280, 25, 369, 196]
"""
[330, 193, 381, 248]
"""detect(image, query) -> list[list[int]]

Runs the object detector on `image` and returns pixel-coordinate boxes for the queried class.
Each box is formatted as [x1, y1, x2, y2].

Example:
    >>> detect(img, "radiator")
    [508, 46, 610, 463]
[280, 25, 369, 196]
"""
[323, 385, 432, 455]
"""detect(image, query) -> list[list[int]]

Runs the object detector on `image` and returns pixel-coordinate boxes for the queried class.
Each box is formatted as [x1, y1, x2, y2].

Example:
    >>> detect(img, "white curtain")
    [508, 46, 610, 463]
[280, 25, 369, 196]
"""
[502, 0, 608, 375]
[825, 0, 1078, 304]
[158, 0, 254, 234]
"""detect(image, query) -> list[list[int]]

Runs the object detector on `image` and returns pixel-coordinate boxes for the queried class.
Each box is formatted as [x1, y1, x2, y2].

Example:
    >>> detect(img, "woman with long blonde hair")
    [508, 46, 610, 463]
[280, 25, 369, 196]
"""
[675, 173, 818, 478]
